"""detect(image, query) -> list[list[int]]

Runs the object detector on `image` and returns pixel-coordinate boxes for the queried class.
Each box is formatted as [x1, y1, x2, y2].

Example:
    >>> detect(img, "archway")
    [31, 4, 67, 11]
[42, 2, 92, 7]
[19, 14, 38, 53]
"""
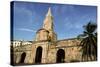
[20, 52, 26, 63]
[35, 46, 43, 63]
[56, 49, 65, 63]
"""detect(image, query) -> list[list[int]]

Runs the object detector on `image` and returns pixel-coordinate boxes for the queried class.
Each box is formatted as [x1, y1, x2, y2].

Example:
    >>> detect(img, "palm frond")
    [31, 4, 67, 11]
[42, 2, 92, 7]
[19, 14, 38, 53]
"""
[77, 21, 97, 61]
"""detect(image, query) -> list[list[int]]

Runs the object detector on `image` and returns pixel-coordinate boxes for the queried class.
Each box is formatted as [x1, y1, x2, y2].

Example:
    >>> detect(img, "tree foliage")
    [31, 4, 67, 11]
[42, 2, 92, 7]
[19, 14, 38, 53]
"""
[78, 21, 97, 61]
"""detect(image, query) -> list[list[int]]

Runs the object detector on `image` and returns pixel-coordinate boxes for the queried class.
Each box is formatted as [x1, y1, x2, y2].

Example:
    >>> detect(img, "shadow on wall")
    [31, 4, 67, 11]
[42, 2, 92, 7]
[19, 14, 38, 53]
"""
[70, 60, 80, 62]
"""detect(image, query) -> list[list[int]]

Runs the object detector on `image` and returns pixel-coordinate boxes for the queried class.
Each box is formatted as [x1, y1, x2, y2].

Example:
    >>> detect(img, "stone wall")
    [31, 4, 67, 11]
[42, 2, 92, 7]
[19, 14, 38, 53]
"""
[12, 44, 32, 64]
[46, 38, 82, 63]
[56, 39, 82, 62]
[12, 38, 82, 65]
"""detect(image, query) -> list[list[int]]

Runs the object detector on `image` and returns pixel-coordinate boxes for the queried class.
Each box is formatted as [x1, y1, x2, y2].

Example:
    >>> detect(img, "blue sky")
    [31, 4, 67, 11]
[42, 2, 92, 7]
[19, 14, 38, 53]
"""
[12, 1, 97, 41]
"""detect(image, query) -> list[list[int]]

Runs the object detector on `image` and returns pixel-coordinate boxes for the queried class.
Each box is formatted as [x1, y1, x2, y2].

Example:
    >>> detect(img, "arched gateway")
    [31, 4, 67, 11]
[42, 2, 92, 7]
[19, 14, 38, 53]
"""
[35, 46, 43, 63]
[20, 52, 26, 63]
[56, 49, 65, 63]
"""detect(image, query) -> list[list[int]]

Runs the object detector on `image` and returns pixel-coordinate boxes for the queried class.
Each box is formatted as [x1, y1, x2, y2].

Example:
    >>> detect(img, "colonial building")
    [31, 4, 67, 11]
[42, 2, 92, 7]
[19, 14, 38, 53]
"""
[11, 7, 82, 65]
[11, 40, 32, 47]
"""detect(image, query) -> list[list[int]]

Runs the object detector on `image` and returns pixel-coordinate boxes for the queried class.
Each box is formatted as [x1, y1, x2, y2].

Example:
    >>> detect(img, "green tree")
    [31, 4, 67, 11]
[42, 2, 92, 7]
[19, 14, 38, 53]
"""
[78, 21, 97, 61]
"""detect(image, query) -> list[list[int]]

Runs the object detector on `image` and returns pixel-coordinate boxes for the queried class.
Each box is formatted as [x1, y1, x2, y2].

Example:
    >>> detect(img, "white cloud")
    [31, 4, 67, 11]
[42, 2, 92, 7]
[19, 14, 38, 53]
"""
[64, 17, 82, 29]
[64, 17, 73, 28]
[61, 5, 75, 14]
[52, 5, 75, 16]
[17, 28, 36, 32]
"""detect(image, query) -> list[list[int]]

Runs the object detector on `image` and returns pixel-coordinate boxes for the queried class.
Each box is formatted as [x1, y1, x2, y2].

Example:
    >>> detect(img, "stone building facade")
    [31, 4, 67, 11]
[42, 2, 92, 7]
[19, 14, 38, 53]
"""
[11, 8, 82, 65]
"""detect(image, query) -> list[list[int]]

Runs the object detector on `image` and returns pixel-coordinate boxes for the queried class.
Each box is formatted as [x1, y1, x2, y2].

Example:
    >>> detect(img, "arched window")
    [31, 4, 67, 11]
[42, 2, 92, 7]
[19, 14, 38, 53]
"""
[35, 46, 43, 63]
[20, 52, 26, 63]
[56, 49, 65, 63]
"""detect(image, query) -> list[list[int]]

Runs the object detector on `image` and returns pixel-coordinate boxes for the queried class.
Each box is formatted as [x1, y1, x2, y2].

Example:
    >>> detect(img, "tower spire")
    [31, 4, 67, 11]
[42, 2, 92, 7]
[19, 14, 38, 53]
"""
[43, 7, 53, 31]
[46, 7, 52, 17]
[35, 7, 57, 41]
